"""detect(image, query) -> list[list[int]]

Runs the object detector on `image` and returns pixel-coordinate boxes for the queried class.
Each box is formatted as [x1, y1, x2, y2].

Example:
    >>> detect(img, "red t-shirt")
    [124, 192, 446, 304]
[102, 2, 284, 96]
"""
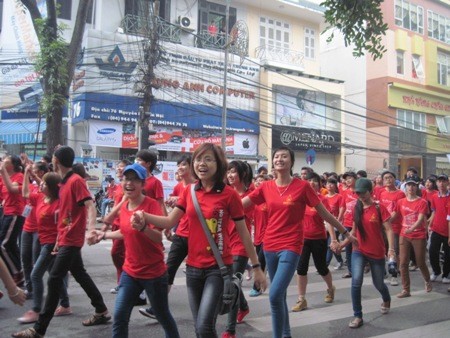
[31, 193, 59, 245]
[303, 194, 330, 240]
[176, 183, 244, 269]
[143, 175, 164, 200]
[23, 184, 40, 233]
[373, 185, 385, 201]
[172, 182, 189, 238]
[422, 189, 437, 204]
[379, 188, 406, 234]
[253, 203, 268, 246]
[431, 192, 450, 237]
[112, 184, 124, 230]
[57, 172, 93, 247]
[248, 179, 320, 254]
[229, 189, 254, 257]
[396, 197, 428, 239]
[120, 197, 166, 279]
[342, 189, 358, 228]
[354, 204, 391, 259]
[1, 172, 25, 215]
[106, 183, 119, 199]
[325, 193, 344, 218]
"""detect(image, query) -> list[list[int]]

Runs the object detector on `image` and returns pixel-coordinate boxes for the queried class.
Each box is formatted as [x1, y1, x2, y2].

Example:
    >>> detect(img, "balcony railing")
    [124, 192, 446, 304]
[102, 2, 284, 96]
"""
[120, 14, 181, 44]
[255, 45, 304, 71]
[195, 30, 248, 56]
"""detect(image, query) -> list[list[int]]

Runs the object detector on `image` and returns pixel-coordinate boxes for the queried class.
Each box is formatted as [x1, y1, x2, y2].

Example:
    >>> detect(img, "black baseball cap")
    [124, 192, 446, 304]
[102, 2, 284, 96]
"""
[405, 175, 420, 185]
[437, 174, 449, 181]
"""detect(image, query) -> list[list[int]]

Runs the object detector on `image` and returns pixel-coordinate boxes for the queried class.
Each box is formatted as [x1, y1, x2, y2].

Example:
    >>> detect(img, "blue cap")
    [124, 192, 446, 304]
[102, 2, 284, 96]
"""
[123, 163, 147, 180]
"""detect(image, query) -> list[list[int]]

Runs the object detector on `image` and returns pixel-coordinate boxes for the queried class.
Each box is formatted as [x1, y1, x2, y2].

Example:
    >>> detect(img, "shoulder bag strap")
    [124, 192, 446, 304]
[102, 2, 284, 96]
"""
[190, 184, 228, 277]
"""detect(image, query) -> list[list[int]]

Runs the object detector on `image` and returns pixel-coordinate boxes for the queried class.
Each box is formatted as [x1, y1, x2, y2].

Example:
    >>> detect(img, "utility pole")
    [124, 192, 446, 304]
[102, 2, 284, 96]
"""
[138, 0, 159, 150]
[221, 0, 231, 151]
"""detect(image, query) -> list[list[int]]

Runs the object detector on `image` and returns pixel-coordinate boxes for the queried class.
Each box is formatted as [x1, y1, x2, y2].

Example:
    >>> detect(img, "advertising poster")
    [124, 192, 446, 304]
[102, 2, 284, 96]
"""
[73, 157, 103, 191]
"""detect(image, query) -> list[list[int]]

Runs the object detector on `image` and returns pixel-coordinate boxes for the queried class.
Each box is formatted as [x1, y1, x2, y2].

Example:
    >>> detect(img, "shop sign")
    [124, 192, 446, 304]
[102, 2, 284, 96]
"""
[272, 126, 341, 153]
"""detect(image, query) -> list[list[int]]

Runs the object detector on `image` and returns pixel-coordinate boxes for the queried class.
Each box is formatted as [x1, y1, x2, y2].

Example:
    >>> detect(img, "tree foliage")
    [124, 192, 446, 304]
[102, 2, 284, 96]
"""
[321, 0, 388, 60]
[19, 0, 92, 152]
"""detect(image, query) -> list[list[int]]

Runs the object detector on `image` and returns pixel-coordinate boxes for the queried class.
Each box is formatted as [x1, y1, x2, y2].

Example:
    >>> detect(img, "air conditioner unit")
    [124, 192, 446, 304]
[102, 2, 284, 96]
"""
[178, 16, 194, 29]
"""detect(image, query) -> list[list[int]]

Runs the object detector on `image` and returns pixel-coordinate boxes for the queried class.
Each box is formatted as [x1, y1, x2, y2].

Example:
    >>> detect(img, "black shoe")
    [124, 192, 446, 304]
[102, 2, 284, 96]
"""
[139, 307, 156, 319]
[134, 297, 147, 306]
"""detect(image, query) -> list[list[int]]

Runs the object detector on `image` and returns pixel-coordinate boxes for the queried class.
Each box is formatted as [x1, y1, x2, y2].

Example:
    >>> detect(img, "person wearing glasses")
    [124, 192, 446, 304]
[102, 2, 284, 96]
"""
[130, 143, 266, 338]
[89, 163, 180, 338]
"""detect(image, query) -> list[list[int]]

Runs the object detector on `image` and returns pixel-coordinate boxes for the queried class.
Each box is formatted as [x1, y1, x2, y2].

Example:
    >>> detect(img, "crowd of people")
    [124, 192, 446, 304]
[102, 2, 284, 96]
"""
[0, 145, 449, 338]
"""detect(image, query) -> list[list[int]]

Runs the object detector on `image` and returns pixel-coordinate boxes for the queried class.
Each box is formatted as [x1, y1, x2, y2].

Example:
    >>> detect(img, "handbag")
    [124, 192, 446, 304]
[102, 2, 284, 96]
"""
[190, 184, 241, 315]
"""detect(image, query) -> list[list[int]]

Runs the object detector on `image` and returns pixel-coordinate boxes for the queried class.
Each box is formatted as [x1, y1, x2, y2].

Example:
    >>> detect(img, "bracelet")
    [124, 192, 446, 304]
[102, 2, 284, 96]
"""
[102, 232, 107, 241]
[341, 229, 348, 236]
[251, 263, 261, 269]
[388, 248, 395, 252]
[331, 240, 338, 243]
[8, 287, 20, 297]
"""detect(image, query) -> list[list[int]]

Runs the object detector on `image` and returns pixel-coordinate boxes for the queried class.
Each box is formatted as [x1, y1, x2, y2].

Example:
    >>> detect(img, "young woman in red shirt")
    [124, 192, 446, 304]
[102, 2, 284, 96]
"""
[325, 177, 345, 270]
[222, 160, 254, 337]
[20, 162, 49, 300]
[131, 143, 266, 338]
[248, 174, 269, 298]
[292, 172, 337, 313]
[340, 178, 395, 329]
[17, 171, 71, 324]
[395, 176, 432, 298]
[0, 155, 25, 286]
[241, 146, 353, 338]
[92, 163, 180, 338]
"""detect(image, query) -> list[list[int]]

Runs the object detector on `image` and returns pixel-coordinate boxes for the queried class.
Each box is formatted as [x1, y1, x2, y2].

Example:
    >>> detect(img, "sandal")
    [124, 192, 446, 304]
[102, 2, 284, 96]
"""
[349, 317, 363, 328]
[425, 281, 432, 293]
[82, 312, 111, 326]
[380, 301, 391, 314]
[396, 290, 411, 298]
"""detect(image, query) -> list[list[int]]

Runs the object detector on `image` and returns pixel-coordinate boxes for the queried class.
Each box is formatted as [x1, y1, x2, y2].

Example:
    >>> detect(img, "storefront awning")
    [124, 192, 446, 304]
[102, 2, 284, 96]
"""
[0, 120, 46, 145]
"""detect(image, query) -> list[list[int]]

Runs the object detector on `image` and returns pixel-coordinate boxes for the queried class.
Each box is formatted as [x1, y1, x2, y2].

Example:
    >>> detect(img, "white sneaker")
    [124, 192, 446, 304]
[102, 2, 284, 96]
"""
[390, 277, 399, 286]
[334, 262, 344, 270]
[430, 273, 439, 282]
[110, 286, 119, 294]
[442, 277, 450, 284]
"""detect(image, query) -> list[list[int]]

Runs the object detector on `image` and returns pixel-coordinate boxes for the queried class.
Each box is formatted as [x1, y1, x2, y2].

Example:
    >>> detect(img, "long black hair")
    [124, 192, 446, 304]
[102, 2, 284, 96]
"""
[353, 200, 367, 241]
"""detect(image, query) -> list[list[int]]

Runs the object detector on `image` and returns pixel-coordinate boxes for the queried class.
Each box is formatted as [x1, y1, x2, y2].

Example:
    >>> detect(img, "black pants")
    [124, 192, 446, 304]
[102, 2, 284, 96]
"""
[34, 246, 107, 335]
[166, 234, 188, 285]
[429, 231, 450, 277]
[0, 214, 24, 274]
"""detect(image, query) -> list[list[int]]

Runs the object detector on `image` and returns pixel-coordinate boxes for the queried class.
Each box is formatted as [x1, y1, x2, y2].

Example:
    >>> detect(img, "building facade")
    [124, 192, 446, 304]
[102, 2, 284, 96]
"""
[0, 0, 352, 175]
[366, 0, 450, 178]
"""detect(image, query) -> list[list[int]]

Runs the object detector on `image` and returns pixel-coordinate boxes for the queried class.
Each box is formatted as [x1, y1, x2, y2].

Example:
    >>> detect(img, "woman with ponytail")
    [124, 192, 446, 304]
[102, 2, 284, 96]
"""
[340, 178, 395, 329]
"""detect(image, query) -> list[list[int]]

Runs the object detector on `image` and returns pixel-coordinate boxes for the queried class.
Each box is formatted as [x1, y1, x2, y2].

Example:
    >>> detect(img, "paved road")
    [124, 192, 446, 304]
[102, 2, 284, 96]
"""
[1, 238, 450, 338]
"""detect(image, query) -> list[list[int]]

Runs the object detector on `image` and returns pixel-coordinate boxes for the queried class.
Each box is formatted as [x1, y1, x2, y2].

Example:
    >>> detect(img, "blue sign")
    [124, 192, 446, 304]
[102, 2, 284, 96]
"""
[71, 93, 259, 134]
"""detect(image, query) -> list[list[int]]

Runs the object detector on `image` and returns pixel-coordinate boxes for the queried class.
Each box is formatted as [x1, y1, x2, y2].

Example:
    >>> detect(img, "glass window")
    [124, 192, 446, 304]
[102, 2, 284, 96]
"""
[412, 55, 424, 79]
[437, 51, 449, 86]
[259, 16, 290, 50]
[397, 50, 404, 75]
[395, 0, 423, 34]
[397, 109, 425, 131]
[305, 27, 315, 59]
[436, 116, 448, 134]
[57, 0, 72, 20]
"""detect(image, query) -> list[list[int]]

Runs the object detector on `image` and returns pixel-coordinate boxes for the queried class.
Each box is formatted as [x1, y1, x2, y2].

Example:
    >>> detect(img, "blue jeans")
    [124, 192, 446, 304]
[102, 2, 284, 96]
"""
[344, 227, 353, 274]
[326, 231, 343, 266]
[186, 265, 226, 338]
[264, 250, 300, 338]
[113, 271, 179, 338]
[351, 251, 391, 319]
[31, 244, 70, 313]
[34, 246, 107, 335]
[21, 230, 41, 294]
[101, 198, 113, 217]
